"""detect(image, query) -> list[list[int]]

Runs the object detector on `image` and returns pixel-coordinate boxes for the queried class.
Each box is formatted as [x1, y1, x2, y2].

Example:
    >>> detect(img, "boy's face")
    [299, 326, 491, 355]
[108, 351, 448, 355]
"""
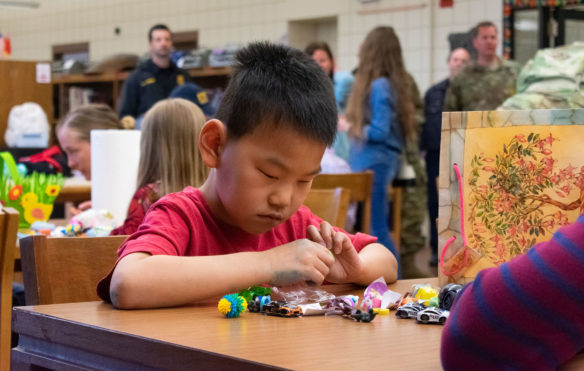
[211, 123, 325, 234]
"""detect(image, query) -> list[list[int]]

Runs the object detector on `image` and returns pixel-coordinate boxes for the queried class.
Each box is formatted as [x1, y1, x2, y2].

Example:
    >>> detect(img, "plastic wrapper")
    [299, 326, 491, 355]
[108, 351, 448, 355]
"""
[361, 276, 402, 310]
[271, 283, 336, 306]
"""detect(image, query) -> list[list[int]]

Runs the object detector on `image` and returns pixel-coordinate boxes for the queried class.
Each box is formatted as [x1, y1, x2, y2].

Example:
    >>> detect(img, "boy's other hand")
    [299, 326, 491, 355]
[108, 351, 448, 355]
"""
[264, 239, 334, 286]
[307, 223, 364, 283]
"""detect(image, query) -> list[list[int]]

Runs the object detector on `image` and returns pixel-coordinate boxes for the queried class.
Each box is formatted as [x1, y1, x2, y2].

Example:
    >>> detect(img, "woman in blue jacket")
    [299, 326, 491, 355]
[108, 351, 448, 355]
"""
[345, 26, 415, 267]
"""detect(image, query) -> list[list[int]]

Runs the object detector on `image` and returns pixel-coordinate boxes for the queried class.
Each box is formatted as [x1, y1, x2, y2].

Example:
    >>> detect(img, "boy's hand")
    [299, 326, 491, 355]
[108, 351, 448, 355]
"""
[264, 239, 334, 286]
[307, 222, 364, 283]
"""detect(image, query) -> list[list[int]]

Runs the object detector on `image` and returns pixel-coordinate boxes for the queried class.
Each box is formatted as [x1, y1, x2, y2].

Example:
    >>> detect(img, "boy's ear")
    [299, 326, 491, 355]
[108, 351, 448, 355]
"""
[199, 119, 227, 168]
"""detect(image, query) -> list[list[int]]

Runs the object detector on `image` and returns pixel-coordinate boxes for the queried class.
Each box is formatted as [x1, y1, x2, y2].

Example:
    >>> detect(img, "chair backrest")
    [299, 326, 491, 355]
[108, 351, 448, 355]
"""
[311, 172, 374, 233]
[0, 207, 19, 371]
[303, 187, 351, 229]
[20, 235, 127, 305]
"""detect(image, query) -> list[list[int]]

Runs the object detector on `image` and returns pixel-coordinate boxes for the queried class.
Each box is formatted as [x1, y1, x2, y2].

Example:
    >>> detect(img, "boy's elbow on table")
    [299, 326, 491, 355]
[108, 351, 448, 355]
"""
[109, 253, 150, 309]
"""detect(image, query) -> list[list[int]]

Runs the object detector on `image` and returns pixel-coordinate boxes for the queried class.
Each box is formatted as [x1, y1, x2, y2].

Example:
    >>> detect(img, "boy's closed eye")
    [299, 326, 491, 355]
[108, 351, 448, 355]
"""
[258, 168, 278, 180]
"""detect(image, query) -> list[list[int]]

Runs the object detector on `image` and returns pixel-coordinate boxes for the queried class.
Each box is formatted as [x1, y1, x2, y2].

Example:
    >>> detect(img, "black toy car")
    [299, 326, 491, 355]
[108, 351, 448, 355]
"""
[247, 295, 271, 313]
[349, 308, 377, 323]
[439, 283, 463, 310]
[262, 300, 302, 317]
[395, 302, 426, 319]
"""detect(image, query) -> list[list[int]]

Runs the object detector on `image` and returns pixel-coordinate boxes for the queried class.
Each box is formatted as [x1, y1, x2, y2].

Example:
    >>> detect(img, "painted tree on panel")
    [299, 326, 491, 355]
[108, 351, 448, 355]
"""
[467, 132, 584, 264]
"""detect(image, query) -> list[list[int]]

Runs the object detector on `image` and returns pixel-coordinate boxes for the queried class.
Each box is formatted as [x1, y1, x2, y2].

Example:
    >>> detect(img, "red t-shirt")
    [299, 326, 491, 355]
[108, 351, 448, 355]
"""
[97, 186, 376, 302]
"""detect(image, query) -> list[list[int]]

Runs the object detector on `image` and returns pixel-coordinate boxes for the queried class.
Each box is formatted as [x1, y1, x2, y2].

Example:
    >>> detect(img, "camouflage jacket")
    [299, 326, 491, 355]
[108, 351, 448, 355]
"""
[444, 58, 521, 112]
[500, 42, 584, 110]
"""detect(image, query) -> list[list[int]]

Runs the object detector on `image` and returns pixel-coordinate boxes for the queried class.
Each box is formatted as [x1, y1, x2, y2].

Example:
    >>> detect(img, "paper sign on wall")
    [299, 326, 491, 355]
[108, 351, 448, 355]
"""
[36, 63, 51, 84]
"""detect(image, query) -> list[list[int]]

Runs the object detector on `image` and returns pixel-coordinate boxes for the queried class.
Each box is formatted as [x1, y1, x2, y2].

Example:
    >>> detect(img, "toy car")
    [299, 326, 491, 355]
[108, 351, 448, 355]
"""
[439, 283, 463, 310]
[247, 295, 271, 313]
[349, 309, 377, 323]
[395, 302, 426, 319]
[262, 300, 302, 317]
[416, 307, 449, 325]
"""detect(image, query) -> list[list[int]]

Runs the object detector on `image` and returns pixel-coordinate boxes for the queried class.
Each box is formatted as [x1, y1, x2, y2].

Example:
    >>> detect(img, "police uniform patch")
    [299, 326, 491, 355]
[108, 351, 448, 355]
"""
[141, 77, 156, 87]
[197, 91, 208, 104]
[177, 75, 185, 85]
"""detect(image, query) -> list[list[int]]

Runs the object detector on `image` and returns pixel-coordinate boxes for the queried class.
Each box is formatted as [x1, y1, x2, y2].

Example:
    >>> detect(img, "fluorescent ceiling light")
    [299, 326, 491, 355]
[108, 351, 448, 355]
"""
[0, 1, 40, 9]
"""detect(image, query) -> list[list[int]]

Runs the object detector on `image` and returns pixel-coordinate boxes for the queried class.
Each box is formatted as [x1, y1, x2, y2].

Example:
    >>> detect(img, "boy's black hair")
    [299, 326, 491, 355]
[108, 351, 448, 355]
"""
[216, 42, 337, 146]
[148, 24, 170, 41]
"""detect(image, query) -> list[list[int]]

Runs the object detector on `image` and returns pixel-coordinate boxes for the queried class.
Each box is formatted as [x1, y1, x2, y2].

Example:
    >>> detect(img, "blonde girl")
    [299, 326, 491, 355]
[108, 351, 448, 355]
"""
[111, 98, 208, 235]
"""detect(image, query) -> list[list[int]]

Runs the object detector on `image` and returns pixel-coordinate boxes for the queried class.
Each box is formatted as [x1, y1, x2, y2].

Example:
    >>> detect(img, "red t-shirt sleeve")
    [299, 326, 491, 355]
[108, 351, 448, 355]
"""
[116, 196, 193, 259]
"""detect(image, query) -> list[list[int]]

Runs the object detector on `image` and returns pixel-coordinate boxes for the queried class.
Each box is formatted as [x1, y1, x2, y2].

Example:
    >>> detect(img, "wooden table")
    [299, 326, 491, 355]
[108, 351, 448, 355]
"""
[54, 178, 91, 203]
[12, 279, 444, 370]
[11, 278, 584, 370]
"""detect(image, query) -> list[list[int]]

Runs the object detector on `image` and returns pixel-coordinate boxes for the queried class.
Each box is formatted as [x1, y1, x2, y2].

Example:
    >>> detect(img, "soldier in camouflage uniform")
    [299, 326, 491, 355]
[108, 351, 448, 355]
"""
[398, 74, 429, 278]
[444, 21, 521, 112]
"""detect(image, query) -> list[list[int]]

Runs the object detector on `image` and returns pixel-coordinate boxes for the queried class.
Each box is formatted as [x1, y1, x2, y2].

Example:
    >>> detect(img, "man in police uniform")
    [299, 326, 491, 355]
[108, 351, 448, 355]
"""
[118, 24, 190, 118]
[444, 21, 520, 112]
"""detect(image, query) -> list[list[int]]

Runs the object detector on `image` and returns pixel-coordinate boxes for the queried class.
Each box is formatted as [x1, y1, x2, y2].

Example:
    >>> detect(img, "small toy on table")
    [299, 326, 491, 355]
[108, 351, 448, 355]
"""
[361, 276, 402, 310]
[57, 209, 117, 237]
[262, 300, 302, 317]
[238, 285, 271, 304]
[412, 284, 439, 307]
[217, 294, 247, 318]
[248, 295, 272, 313]
[438, 283, 463, 310]
[416, 307, 449, 325]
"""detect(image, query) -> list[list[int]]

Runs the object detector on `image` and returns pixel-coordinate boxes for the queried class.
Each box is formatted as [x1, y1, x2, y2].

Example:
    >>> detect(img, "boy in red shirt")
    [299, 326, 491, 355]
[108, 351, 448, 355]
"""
[98, 42, 397, 309]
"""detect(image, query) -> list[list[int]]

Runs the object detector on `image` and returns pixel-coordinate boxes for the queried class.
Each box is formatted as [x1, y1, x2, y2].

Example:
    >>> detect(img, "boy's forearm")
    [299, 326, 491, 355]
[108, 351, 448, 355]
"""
[354, 243, 398, 285]
[110, 252, 272, 309]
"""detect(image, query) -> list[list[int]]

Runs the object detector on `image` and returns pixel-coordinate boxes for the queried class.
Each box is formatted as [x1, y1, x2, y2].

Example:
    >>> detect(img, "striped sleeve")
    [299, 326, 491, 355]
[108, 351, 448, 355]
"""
[441, 214, 584, 371]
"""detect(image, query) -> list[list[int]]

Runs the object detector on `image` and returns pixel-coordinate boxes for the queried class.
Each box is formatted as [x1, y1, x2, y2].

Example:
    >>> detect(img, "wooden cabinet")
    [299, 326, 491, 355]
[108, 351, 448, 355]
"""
[0, 60, 53, 148]
[52, 67, 231, 120]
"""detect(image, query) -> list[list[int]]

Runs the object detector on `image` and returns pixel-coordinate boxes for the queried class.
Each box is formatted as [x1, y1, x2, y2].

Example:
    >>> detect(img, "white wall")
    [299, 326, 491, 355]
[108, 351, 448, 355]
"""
[0, 0, 503, 93]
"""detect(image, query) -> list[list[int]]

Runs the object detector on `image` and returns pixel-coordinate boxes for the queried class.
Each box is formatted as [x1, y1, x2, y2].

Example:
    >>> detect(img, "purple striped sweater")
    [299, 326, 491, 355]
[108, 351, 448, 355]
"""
[441, 214, 584, 370]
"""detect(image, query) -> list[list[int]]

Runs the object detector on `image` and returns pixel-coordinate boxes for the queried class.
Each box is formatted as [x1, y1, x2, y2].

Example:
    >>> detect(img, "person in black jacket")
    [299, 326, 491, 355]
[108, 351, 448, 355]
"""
[422, 47, 469, 266]
[118, 24, 190, 119]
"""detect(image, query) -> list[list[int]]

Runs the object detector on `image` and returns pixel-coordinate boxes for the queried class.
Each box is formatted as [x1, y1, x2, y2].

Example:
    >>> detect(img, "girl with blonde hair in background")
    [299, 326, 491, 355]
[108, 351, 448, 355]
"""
[57, 104, 132, 214]
[345, 26, 416, 268]
[111, 98, 209, 235]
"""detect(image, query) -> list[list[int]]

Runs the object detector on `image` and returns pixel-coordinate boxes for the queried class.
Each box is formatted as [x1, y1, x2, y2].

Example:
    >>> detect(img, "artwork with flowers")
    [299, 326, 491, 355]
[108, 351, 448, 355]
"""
[438, 109, 584, 284]
[0, 152, 64, 228]
[465, 127, 584, 265]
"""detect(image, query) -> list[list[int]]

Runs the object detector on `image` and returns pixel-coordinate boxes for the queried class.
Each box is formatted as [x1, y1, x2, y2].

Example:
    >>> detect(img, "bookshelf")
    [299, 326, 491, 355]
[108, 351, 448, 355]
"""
[52, 66, 231, 120]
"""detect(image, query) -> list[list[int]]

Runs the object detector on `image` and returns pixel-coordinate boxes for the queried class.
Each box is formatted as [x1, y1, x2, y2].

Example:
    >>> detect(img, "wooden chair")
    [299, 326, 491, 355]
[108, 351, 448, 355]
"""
[0, 208, 19, 371]
[303, 188, 351, 229]
[20, 235, 127, 305]
[311, 172, 374, 233]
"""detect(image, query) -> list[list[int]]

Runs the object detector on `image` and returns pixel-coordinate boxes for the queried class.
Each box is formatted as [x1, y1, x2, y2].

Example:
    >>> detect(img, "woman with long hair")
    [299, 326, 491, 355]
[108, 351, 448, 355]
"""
[111, 98, 209, 235]
[345, 26, 415, 263]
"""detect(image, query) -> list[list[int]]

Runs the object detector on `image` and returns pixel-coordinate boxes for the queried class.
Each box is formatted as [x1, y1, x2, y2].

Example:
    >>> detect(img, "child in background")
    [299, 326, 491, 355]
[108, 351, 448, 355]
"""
[441, 214, 584, 370]
[110, 98, 209, 235]
[57, 104, 132, 214]
[305, 41, 353, 162]
[98, 42, 398, 309]
[345, 26, 416, 268]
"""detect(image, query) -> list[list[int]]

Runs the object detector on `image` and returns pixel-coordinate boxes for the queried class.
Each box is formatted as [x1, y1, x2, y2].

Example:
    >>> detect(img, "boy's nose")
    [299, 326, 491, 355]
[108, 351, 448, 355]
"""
[268, 185, 292, 209]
